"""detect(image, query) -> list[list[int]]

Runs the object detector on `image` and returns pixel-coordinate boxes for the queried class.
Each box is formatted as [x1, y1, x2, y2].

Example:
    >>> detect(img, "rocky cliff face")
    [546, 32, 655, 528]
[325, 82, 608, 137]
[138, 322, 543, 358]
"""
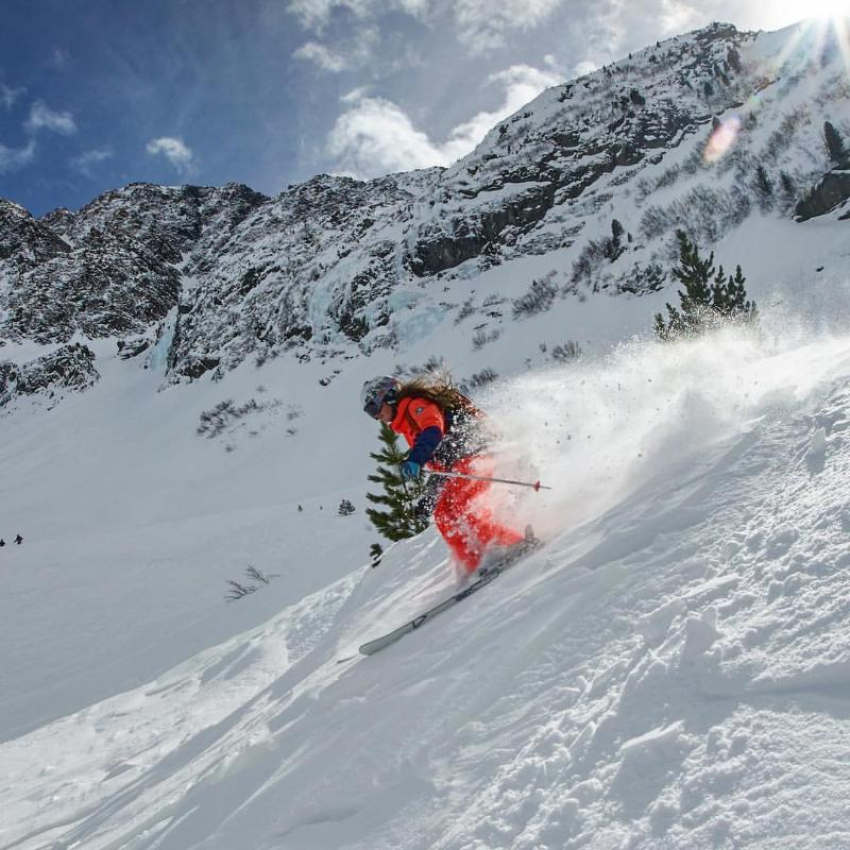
[0, 200, 71, 265]
[1, 21, 848, 399]
[1, 184, 268, 347]
[165, 171, 430, 380]
[0, 343, 99, 410]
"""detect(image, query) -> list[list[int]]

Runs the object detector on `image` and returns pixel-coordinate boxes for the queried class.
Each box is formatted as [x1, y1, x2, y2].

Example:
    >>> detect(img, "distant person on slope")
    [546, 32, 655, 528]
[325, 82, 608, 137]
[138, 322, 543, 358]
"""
[361, 375, 528, 575]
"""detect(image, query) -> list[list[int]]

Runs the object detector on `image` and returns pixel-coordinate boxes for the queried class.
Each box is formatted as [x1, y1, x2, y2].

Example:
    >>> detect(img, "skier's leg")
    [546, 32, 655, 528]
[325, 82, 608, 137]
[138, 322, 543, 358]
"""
[434, 457, 524, 573]
[434, 476, 486, 570]
[456, 456, 525, 550]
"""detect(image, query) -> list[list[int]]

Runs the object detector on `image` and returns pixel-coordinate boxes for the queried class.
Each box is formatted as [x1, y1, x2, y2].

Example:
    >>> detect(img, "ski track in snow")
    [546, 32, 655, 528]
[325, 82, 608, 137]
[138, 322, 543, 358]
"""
[3, 328, 850, 849]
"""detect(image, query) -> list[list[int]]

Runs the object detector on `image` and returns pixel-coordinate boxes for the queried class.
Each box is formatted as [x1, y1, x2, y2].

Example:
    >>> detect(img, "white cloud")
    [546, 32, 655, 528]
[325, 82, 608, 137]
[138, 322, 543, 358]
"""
[146, 137, 196, 175]
[287, 0, 372, 30]
[0, 84, 25, 110]
[25, 101, 77, 135]
[573, 60, 599, 77]
[341, 85, 372, 103]
[287, 0, 565, 52]
[327, 62, 562, 177]
[659, 0, 703, 35]
[71, 148, 113, 177]
[49, 47, 72, 70]
[0, 139, 36, 174]
[293, 27, 379, 72]
[294, 41, 350, 71]
[327, 95, 443, 175]
[453, 0, 564, 52]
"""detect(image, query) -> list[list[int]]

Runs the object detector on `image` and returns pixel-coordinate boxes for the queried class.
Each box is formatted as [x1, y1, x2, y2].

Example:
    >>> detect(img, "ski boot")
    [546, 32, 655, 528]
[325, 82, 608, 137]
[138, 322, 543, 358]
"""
[475, 525, 541, 579]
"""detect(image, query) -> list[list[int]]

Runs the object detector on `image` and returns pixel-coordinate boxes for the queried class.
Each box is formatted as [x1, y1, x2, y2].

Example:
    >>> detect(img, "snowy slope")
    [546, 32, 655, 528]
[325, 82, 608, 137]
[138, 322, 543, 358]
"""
[3, 17, 850, 850]
[4, 284, 850, 850]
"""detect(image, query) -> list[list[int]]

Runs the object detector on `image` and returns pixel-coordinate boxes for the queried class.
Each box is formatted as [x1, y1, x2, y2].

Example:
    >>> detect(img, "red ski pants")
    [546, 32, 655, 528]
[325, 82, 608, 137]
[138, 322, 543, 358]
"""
[433, 456, 524, 573]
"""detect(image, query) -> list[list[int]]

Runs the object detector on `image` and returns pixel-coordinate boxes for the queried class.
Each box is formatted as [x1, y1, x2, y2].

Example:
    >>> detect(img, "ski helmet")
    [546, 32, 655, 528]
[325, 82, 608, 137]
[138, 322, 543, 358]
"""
[361, 375, 401, 419]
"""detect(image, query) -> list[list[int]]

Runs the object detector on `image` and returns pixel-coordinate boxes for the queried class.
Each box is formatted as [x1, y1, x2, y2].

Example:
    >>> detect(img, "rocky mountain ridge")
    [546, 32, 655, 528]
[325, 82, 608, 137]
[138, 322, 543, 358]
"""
[1, 20, 848, 405]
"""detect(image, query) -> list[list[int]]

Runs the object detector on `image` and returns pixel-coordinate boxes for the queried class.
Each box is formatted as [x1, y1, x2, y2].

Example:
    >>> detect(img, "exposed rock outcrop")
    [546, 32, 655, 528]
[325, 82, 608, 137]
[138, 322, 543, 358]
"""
[795, 170, 850, 221]
[0, 343, 99, 409]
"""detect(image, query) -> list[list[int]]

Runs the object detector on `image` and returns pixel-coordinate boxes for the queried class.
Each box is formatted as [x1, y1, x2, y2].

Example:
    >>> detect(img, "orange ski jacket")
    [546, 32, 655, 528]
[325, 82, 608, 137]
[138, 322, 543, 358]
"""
[390, 396, 445, 468]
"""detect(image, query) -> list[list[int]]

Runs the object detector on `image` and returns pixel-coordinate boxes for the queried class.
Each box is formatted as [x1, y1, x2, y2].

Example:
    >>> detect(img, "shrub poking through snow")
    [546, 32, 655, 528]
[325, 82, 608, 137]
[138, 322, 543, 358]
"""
[620, 262, 666, 294]
[197, 397, 281, 439]
[464, 369, 499, 391]
[654, 230, 757, 341]
[198, 399, 259, 437]
[472, 327, 501, 350]
[225, 565, 279, 601]
[550, 341, 583, 362]
[225, 580, 256, 601]
[571, 220, 628, 285]
[512, 273, 560, 318]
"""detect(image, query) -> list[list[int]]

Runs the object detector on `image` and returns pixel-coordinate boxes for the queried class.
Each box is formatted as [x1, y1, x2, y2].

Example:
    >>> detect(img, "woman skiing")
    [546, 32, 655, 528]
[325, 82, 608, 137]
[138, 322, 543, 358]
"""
[361, 375, 529, 575]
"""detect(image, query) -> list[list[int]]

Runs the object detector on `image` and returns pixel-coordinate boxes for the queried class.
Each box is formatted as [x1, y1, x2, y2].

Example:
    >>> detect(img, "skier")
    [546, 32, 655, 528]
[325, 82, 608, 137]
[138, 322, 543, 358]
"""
[361, 375, 529, 575]
[0, 538, 5, 547]
[14, 534, 22, 545]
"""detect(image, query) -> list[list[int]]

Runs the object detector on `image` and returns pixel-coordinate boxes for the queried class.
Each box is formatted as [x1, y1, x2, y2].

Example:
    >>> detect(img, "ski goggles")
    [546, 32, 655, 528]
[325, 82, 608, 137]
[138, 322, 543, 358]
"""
[364, 397, 383, 419]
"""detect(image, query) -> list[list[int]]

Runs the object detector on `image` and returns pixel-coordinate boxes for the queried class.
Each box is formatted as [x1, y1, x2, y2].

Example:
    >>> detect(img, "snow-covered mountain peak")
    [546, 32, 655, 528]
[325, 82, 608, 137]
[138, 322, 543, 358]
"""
[1, 20, 849, 389]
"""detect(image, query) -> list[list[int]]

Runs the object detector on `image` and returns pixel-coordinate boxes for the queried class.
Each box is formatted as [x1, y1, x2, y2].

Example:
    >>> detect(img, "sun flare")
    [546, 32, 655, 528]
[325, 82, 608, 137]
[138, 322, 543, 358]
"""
[806, 0, 849, 21]
[768, 0, 849, 27]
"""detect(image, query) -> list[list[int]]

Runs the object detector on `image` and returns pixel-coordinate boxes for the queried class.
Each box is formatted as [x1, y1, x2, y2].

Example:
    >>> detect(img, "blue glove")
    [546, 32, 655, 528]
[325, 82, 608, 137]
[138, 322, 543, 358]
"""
[400, 460, 421, 481]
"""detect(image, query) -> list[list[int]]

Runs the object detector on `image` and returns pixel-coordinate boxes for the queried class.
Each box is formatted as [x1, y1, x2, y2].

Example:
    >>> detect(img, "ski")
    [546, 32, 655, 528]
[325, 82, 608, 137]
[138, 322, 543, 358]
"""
[358, 538, 539, 656]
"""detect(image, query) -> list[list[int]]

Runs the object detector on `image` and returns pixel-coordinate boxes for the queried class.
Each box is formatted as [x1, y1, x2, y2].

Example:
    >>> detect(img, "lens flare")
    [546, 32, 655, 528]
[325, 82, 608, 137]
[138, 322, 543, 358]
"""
[783, 15, 850, 79]
[703, 116, 741, 164]
[807, 2, 850, 22]
[702, 15, 850, 165]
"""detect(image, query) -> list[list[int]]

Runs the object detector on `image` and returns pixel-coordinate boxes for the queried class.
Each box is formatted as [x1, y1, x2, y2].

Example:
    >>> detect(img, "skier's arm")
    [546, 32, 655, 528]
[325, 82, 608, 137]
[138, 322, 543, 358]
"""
[407, 426, 443, 466]
[405, 398, 445, 466]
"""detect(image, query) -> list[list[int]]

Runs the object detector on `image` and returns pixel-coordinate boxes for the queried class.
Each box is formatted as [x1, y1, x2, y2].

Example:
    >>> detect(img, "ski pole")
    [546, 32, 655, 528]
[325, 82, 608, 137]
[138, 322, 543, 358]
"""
[423, 469, 552, 492]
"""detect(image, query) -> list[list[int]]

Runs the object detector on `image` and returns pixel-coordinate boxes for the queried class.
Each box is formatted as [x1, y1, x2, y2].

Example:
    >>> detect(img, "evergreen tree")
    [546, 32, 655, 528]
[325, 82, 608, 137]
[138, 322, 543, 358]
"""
[338, 499, 356, 516]
[779, 171, 797, 207]
[824, 121, 849, 166]
[655, 230, 757, 340]
[726, 46, 743, 73]
[601, 219, 626, 262]
[754, 165, 774, 211]
[365, 423, 429, 541]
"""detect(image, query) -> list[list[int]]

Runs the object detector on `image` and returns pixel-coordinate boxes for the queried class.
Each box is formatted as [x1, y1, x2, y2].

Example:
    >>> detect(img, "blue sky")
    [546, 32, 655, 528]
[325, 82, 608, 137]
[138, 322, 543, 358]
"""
[0, 0, 815, 216]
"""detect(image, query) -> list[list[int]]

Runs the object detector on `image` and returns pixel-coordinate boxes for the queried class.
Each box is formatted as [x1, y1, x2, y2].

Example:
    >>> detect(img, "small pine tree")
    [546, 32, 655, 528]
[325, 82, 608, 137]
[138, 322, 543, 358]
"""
[779, 171, 797, 204]
[365, 423, 429, 542]
[727, 46, 743, 73]
[338, 499, 356, 516]
[607, 219, 626, 260]
[754, 165, 774, 211]
[655, 230, 757, 340]
[824, 121, 849, 166]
